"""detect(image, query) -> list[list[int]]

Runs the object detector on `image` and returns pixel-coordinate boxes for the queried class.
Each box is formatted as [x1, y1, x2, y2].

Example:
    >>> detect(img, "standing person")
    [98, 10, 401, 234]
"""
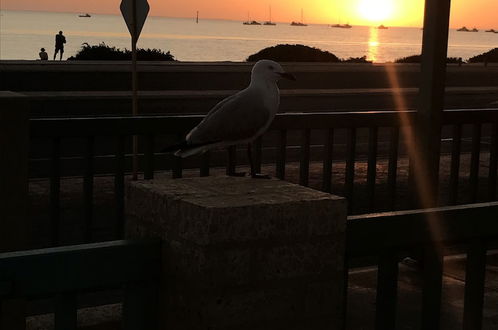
[53, 31, 66, 60]
[39, 48, 48, 60]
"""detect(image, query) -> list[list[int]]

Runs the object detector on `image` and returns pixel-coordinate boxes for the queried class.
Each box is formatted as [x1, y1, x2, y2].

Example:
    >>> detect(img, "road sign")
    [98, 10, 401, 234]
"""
[121, 0, 149, 180]
[120, 0, 150, 40]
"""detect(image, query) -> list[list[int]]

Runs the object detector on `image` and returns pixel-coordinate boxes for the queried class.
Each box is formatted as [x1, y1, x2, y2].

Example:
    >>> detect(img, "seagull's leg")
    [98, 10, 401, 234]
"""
[227, 146, 245, 177]
[248, 142, 271, 179]
[248, 143, 255, 176]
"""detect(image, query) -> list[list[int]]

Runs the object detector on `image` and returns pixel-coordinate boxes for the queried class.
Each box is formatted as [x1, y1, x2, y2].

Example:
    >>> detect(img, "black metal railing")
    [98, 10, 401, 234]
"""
[28, 109, 498, 245]
[346, 201, 498, 330]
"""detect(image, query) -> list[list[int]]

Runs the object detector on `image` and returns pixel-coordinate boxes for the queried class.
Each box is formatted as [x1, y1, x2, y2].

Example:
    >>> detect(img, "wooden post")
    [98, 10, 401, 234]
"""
[415, 0, 452, 207]
[0, 91, 29, 329]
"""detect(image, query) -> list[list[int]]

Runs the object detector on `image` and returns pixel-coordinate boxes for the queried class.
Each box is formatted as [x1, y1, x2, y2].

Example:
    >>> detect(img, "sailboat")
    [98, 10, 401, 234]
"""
[264, 6, 276, 25]
[243, 12, 261, 25]
[330, 15, 352, 28]
[78, 13, 91, 17]
[291, 9, 307, 26]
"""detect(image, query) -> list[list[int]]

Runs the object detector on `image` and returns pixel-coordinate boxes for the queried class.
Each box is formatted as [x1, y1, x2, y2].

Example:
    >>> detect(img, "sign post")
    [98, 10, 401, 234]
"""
[120, 0, 149, 180]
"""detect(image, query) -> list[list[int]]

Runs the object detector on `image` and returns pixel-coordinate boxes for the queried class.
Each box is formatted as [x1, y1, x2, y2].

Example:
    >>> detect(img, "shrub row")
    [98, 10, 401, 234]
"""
[68, 42, 497, 63]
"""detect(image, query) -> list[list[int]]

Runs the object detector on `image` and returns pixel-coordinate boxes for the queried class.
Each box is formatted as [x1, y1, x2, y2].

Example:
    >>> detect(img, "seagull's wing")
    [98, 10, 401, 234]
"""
[187, 88, 271, 145]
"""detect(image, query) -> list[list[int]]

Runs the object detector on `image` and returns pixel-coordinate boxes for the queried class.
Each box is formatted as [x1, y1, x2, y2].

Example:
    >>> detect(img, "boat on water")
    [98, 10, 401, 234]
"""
[330, 23, 352, 29]
[457, 26, 478, 32]
[291, 9, 307, 26]
[377, 24, 388, 29]
[485, 29, 496, 32]
[243, 20, 261, 25]
[78, 13, 91, 17]
[263, 6, 276, 26]
[243, 12, 261, 25]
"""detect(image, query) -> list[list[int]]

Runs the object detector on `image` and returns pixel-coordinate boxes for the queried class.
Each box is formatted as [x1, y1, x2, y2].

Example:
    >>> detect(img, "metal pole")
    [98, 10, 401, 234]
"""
[131, 0, 139, 180]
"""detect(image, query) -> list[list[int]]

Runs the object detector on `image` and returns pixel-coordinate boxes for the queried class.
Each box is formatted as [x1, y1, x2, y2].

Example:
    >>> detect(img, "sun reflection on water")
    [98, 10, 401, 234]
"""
[367, 27, 379, 62]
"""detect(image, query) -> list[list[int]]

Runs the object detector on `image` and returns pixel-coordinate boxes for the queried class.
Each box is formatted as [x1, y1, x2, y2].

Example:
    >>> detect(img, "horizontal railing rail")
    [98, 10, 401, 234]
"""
[29, 108, 498, 137]
[27, 109, 498, 246]
[346, 201, 498, 330]
[0, 239, 160, 330]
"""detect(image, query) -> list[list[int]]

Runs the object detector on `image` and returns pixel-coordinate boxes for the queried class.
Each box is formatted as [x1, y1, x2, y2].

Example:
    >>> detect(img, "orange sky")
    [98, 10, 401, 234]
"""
[1, 0, 497, 28]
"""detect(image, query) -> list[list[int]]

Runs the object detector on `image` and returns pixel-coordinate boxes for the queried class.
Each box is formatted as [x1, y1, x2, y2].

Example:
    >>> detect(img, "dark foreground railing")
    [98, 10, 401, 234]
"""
[29, 109, 498, 245]
[0, 240, 160, 330]
[1, 203, 496, 329]
[347, 201, 498, 330]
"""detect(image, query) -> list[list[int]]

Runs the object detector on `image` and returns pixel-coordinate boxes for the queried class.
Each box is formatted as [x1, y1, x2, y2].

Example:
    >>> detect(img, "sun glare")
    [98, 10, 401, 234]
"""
[357, 0, 395, 23]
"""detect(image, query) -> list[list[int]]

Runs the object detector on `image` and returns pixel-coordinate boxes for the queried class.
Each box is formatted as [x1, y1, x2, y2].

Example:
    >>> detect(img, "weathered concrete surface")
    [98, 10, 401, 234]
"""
[125, 176, 347, 330]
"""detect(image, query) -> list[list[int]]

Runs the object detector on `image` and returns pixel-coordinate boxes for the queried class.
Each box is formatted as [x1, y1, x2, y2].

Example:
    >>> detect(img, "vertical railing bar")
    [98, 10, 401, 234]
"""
[226, 146, 237, 176]
[421, 246, 443, 330]
[254, 136, 263, 174]
[469, 123, 482, 203]
[463, 239, 487, 330]
[123, 283, 158, 330]
[375, 250, 399, 330]
[322, 128, 334, 193]
[200, 151, 210, 177]
[387, 127, 399, 210]
[448, 124, 462, 205]
[276, 130, 287, 180]
[299, 129, 311, 187]
[144, 134, 154, 180]
[345, 128, 356, 213]
[54, 293, 77, 330]
[172, 134, 183, 179]
[50, 137, 61, 246]
[115, 135, 125, 239]
[488, 122, 497, 201]
[367, 126, 378, 211]
[83, 136, 94, 243]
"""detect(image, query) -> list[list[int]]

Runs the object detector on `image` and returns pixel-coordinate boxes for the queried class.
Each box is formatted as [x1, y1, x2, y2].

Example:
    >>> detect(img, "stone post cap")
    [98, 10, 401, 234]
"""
[126, 176, 347, 245]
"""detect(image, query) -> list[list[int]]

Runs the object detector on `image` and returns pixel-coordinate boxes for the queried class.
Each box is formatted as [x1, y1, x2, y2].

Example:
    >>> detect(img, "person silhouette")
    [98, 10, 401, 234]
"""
[53, 31, 66, 60]
[39, 48, 48, 60]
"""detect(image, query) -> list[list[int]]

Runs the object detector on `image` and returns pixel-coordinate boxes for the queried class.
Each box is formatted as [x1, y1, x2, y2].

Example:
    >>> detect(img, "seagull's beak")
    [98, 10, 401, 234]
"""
[278, 72, 296, 81]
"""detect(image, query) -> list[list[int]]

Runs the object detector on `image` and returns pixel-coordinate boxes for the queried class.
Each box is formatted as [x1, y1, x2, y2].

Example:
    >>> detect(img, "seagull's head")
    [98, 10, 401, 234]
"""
[251, 60, 296, 83]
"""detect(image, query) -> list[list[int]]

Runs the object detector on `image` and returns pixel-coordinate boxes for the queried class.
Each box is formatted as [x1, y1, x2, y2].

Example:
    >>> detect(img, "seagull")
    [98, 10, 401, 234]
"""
[163, 59, 295, 178]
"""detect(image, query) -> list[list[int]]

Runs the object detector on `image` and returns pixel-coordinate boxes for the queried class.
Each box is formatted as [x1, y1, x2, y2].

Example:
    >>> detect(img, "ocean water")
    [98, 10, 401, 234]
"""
[0, 10, 497, 62]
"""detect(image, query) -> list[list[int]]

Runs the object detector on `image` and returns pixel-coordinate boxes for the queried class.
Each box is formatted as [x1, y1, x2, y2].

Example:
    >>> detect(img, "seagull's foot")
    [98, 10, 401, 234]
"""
[228, 172, 246, 177]
[251, 173, 271, 179]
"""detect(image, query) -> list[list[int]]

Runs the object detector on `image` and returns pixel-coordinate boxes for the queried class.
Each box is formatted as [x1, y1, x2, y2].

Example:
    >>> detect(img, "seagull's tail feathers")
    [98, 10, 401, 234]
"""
[160, 140, 188, 153]
[162, 140, 222, 158]
[174, 144, 212, 158]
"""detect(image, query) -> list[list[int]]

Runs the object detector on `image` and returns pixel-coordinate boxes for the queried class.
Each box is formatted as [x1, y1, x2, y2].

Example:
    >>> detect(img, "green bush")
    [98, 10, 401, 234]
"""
[394, 54, 461, 63]
[247, 44, 371, 63]
[68, 42, 175, 61]
[247, 44, 341, 62]
[468, 48, 498, 63]
[342, 56, 372, 63]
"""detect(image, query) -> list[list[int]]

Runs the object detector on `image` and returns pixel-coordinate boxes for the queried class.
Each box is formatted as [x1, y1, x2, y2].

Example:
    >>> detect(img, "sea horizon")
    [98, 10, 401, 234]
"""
[1, 9, 497, 62]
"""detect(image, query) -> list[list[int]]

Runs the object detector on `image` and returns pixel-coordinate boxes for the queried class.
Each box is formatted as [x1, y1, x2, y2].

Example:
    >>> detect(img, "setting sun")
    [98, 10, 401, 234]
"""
[357, 0, 395, 23]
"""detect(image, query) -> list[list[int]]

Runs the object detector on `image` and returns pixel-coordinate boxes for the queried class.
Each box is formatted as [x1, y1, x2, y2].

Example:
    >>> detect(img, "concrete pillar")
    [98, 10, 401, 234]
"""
[126, 176, 347, 330]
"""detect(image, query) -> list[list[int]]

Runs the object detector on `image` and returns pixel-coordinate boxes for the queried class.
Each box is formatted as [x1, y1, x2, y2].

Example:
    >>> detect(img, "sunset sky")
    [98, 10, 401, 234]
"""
[1, 0, 497, 28]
